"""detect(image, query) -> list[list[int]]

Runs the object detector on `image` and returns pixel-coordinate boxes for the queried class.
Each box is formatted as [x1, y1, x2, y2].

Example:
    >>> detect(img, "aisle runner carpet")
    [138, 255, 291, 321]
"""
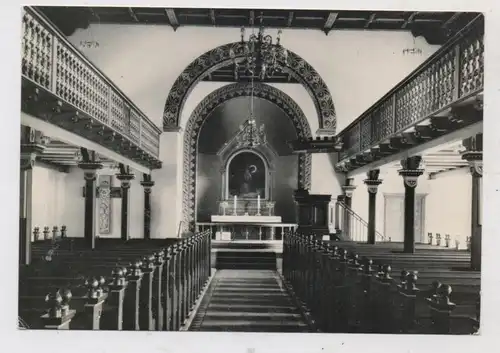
[188, 270, 312, 332]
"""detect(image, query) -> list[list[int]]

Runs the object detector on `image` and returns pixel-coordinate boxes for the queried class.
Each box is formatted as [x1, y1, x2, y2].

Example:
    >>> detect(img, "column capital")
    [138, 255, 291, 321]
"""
[399, 156, 424, 188]
[116, 173, 135, 189]
[342, 184, 357, 198]
[140, 180, 155, 193]
[20, 144, 45, 170]
[364, 179, 383, 194]
[342, 176, 357, 197]
[462, 150, 483, 178]
[78, 162, 103, 181]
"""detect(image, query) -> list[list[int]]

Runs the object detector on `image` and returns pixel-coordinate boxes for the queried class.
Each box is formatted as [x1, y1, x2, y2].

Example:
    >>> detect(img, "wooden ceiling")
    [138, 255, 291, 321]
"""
[36, 7, 481, 85]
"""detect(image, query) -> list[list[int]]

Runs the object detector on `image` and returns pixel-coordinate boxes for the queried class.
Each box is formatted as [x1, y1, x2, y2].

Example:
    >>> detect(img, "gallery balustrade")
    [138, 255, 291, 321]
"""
[21, 6, 161, 165]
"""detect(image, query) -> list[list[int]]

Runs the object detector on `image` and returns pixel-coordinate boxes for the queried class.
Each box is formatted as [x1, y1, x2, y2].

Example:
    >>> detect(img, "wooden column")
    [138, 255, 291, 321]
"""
[364, 169, 382, 245]
[342, 178, 356, 240]
[116, 164, 135, 242]
[462, 134, 483, 270]
[78, 150, 103, 250]
[140, 174, 155, 241]
[19, 127, 46, 265]
[20, 146, 43, 265]
[398, 156, 424, 254]
[335, 195, 345, 233]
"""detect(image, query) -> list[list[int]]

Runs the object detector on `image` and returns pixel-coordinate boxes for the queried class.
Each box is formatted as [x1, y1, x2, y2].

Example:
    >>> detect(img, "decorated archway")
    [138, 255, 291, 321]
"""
[164, 42, 336, 134]
[182, 82, 312, 230]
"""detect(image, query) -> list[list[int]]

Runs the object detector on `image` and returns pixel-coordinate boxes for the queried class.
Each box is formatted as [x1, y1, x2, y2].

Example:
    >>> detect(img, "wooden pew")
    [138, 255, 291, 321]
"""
[282, 232, 480, 335]
[19, 230, 212, 331]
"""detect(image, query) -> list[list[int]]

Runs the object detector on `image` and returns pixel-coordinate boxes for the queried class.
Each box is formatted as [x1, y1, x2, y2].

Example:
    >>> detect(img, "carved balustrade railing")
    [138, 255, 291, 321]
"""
[338, 15, 484, 162]
[21, 7, 161, 161]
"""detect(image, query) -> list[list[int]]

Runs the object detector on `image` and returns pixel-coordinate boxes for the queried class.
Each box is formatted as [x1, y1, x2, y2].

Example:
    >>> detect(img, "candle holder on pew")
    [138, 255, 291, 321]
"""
[445, 234, 451, 248]
[426, 283, 456, 334]
[436, 233, 442, 246]
[33, 227, 40, 241]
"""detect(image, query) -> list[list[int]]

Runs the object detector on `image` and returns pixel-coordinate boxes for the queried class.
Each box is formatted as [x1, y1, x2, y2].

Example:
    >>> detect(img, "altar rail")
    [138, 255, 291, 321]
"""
[338, 14, 484, 162]
[21, 6, 161, 159]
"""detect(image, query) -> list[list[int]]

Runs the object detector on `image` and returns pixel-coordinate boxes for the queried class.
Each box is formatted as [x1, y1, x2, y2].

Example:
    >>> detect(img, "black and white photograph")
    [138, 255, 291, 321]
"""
[14, 1, 490, 344]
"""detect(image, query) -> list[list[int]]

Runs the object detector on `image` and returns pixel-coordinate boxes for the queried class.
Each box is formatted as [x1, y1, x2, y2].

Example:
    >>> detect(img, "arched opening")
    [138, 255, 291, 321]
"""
[186, 83, 312, 230]
[163, 42, 337, 134]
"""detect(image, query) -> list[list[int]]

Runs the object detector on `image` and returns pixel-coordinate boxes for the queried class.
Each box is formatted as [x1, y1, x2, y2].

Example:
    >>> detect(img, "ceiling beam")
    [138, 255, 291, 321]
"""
[402, 12, 418, 29]
[128, 8, 139, 22]
[287, 11, 294, 27]
[365, 13, 376, 29]
[323, 12, 338, 34]
[165, 8, 179, 30]
[209, 9, 216, 26]
[442, 12, 461, 29]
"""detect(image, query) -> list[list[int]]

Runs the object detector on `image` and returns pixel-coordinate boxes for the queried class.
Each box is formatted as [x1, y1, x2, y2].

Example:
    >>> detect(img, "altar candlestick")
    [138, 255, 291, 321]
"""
[233, 195, 237, 215]
[257, 195, 261, 215]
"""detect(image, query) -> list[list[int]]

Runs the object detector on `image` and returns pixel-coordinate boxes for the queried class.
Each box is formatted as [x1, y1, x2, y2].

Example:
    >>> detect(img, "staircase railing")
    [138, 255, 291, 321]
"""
[338, 201, 388, 242]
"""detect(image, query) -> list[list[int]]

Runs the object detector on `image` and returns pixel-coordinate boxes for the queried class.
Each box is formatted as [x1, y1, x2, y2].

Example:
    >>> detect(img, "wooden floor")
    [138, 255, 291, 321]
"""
[188, 270, 312, 332]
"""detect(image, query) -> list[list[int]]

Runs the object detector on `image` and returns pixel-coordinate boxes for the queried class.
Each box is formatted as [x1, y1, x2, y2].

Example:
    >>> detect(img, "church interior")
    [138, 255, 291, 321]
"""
[19, 6, 483, 334]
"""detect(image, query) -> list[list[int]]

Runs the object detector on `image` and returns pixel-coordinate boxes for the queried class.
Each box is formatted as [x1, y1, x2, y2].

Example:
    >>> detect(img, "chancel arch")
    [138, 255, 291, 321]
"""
[183, 82, 312, 230]
[163, 42, 337, 134]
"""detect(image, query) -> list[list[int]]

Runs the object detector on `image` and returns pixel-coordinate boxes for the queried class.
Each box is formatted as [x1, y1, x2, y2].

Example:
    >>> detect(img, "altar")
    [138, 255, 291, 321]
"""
[201, 135, 296, 241]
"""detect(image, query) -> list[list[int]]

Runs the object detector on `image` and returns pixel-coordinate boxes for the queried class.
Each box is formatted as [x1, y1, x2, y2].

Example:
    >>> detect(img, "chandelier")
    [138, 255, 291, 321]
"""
[229, 12, 289, 80]
[235, 77, 267, 149]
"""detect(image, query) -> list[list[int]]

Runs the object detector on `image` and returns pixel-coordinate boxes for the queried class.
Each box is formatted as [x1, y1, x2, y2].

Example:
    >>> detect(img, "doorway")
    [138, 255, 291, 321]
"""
[383, 193, 426, 243]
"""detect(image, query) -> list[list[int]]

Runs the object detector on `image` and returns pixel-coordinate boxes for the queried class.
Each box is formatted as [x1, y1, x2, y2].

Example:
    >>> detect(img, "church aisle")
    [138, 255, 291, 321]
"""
[188, 270, 312, 332]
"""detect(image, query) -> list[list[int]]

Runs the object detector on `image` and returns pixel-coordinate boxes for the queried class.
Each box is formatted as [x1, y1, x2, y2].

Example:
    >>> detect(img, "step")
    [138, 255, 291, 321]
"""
[216, 264, 277, 270]
[194, 321, 308, 332]
[208, 298, 293, 305]
[202, 311, 303, 319]
[205, 304, 300, 313]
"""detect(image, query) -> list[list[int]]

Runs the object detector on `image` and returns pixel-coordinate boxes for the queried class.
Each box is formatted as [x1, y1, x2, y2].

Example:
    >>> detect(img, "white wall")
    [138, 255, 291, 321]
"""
[63, 25, 442, 238]
[68, 25, 439, 132]
[31, 164, 70, 239]
[350, 166, 472, 247]
[31, 164, 148, 240]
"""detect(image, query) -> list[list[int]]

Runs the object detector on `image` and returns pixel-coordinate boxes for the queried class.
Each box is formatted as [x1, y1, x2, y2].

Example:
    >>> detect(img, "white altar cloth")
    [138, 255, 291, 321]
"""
[210, 215, 282, 223]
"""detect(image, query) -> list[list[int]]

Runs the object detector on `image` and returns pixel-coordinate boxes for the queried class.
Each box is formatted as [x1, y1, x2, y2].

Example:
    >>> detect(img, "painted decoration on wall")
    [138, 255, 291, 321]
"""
[98, 175, 112, 234]
[228, 152, 266, 198]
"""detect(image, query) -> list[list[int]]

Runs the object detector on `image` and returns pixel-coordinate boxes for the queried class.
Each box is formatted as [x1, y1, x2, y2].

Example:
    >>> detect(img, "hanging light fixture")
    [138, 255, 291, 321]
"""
[235, 76, 266, 149]
[229, 12, 289, 81]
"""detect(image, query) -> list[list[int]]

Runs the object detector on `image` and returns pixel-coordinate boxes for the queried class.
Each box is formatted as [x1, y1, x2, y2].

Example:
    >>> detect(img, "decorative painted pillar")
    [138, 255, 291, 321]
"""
[79, 157, 103, 249]
[116, 165, 135, 242]
[398, 156, 424, 254]
[462, 134, 483, 270]
[364, 169, 383, 245]
[341, 178, 356, 240]
[140, 174, 155, 240]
